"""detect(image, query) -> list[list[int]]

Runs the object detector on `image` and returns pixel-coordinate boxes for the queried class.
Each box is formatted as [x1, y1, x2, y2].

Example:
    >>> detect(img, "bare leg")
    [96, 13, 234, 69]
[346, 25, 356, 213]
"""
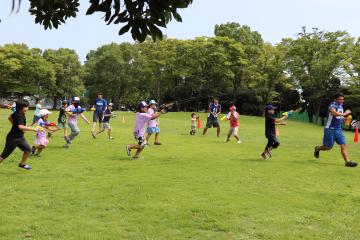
[128, 144, 144, 158]
[108, 129, 112, 139]
[92, 122, 96, 133]
[202, 127, 208, 135]
[234, 134, 240, 141]
[316, 145, 331, 151]
[146, 133, 152, 142]
[340, 144, 350, 163]
[154, 133, 159, 143]
[217, 127, 220, 138]
[20, 152, 30, 166]
[35, 145, 46, 155]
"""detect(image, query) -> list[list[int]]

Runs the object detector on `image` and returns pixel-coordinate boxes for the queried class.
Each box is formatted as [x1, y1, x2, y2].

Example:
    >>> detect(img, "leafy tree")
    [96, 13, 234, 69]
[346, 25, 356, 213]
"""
[282, 27, 352, 123]
[11, 0, 193, 42]
[0, 43, 56, 96]
[43, 48, 84, 108]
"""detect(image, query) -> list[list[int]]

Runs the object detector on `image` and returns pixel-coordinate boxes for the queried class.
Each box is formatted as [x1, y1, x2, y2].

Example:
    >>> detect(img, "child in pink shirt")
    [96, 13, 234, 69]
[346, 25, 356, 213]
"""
[146, 100, 161, 145]
[126, 101, 164, 159]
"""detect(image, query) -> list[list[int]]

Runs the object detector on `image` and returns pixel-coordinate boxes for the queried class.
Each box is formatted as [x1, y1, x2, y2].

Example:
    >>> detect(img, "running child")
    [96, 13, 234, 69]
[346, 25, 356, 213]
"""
[64, 97, 90, 148]
[0, 100, 38, 170]
[31, 97, 44, 126]
[225, 106, 241, 143]
[31, 109, 53, 156]
[126, 101, 164, 159]
[57, 100, 68, 139]
[96, 103, 114, 140]
[261, 105, 288, 159]
[190, 113, 197, 135]
[146, 100, 161, 145]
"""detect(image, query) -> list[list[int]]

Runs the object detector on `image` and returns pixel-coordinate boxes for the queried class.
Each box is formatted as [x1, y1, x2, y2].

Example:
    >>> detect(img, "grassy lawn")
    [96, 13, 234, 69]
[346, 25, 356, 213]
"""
[0, 109, 359, 240]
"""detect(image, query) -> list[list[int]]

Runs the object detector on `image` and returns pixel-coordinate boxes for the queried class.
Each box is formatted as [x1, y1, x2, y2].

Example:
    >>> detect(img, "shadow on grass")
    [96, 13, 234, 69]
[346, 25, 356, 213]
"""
[290, 159, 340, 166]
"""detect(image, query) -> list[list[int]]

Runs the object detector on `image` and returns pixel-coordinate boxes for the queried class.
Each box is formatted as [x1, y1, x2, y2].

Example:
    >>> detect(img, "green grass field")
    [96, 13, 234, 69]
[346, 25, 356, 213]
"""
[0, 109, 359, 240]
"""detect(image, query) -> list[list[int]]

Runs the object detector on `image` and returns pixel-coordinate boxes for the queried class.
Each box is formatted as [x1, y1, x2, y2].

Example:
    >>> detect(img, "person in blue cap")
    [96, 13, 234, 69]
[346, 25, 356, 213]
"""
[261, 104, 287, 159]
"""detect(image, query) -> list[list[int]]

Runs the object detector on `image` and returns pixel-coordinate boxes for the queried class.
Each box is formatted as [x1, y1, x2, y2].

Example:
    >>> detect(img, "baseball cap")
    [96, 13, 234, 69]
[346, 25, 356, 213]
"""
[149, 100, 157, 105]
[230, 105, 236, 111]
[265, 105, 277, 110]
[73, 97, 80, 102]
[138, 101, 148, 109]
[40, 109, 51, 116]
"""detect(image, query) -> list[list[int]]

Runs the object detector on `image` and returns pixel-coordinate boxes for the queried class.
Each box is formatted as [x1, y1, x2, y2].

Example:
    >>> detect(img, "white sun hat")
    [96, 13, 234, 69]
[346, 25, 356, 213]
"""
[40, 109, 51, 117]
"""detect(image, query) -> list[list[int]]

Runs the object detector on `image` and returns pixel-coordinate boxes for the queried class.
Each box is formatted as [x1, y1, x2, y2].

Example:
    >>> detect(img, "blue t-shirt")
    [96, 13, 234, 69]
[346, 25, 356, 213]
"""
[94, 98, 107, 113]
[208, 102, 221, 118]
[325, 102, 344, 129]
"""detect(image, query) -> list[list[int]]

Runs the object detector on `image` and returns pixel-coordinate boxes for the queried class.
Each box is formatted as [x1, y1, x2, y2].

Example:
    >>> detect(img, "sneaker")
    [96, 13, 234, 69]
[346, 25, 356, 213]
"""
[109, 137, 114, 140]
[237, 140, 242, 144]
[31, 146, 36, 155]
[225, 139, 230, 143]
[345, 161, 358, 167]
[92, 132, 96, 139]
[18, 164, 32, 170]
[154, 142, 162, 145]
[314, 146, 320, 159]
[261, 152, 267, 160]
[64, 136, 71, 144]
[125, 145, 131, 156]
[266, 150, 272, 158]
[47, 132, 52, 138]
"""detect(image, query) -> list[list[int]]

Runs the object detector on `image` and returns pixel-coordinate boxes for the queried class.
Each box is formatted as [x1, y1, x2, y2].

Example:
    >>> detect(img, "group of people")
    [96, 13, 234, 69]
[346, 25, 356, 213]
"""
[0, 93, 115, 170]
[0, 92, 357, 170]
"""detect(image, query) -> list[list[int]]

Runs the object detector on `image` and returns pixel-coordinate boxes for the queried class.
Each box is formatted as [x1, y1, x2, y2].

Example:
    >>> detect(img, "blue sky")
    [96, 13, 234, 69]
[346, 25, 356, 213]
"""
[1, 0, 360, 62]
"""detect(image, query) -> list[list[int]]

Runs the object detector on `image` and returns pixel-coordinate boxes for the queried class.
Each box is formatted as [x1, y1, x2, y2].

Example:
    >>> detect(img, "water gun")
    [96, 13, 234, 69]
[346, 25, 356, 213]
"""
[344, 115, 352, 126]
[220, 115, 228, 121]
[282, 110, 294, 117]
[71, 107, 86, 114]
[35, 126, 45, 132]
[45, 122, 57, 127]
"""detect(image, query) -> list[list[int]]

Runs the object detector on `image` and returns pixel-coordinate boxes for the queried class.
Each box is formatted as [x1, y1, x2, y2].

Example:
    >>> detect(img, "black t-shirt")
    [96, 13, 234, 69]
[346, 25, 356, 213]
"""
[58, 107, 67, 123]
[265, 114, 276, 136]
[103, 109, 111, 123]
[8, 112, 26, 138]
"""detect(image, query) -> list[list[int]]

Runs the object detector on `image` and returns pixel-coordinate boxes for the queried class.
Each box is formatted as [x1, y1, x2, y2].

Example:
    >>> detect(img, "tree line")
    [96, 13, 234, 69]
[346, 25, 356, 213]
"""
[1, 23, 360, 123]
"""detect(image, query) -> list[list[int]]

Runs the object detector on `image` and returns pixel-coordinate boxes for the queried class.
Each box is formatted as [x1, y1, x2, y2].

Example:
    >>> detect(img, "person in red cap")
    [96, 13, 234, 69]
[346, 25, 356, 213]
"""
[261, 104, 287, 159]
[225, 105, 241, 143]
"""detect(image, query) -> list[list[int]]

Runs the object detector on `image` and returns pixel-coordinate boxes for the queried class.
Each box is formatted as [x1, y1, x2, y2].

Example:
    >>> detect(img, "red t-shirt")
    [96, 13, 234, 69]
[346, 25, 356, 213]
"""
[227, 111, 239, 127]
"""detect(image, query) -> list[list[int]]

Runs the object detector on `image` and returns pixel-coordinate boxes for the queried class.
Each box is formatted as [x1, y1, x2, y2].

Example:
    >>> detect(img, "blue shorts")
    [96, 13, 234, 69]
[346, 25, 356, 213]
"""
[323, 128, 346, 148]
[147, 127, 160, 134]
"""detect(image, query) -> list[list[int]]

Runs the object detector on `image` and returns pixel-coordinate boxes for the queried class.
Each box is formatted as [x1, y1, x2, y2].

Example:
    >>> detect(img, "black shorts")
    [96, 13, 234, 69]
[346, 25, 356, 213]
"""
[0, 135, 31, 159]
[93, 112, 104, 123]
[206, 117, 220, 128]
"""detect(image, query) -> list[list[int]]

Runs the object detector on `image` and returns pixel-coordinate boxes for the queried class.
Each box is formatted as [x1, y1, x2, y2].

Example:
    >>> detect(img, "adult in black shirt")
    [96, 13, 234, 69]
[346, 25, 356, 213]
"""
[0, 100, 37, 170]
[261, 105, 287, 160]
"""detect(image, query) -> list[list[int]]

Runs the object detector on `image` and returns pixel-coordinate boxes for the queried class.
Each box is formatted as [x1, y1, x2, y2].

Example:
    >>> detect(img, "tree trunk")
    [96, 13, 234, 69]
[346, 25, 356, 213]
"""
[52, 96, 58, 109]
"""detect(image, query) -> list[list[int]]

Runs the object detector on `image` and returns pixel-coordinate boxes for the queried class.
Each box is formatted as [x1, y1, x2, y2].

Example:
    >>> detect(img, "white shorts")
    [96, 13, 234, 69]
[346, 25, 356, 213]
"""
[228, 127, 238, 136]
[102, 122, 111, 130]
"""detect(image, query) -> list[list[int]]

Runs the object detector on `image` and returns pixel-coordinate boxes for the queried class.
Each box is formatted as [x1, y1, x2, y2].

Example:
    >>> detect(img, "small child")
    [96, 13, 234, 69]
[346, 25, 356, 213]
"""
[225, 106, 241, 143]
[261, 104, 288, 159]
[126, 101, 164, 159]
[31, 97, 43, 126]
[97, 103, 114, 140]
[31, 109, 53, 156]
[146, 100, 161, 145]
[64, 97, 90, 148]
[57, 101, 68, 139]
[190, 113, 197, 135]
[0, 100, 38, 170]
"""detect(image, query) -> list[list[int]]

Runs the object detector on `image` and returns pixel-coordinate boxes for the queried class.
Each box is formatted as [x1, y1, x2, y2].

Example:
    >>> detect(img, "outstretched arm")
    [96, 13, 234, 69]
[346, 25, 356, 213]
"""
[80, 113, 90, 124]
